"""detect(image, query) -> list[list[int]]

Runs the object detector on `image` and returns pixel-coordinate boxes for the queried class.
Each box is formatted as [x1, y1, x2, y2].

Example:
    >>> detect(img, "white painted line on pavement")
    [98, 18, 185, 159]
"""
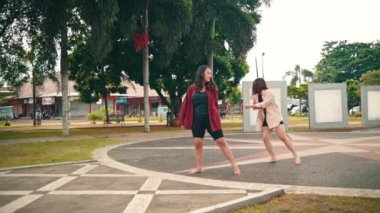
[120, 146, 264, 150]
[221, 138, 262, 143]
[321, 136, 380, 145]
[348, 144, 380, 147]
[0, 174, 66, 177]
[0, 191, 32, 195]
[81, 174, 145, 177]
[123, 194, 154, 213]
[94, 135, 380, 199]
[139, 177, 162, 191]
[71, 164, 98, 175]
[37, 176, 78, 191]
[156, 189, 247, 195]
[48, 190, 138, 195]
[0, 195, 43, 213]
[173, 145, 368, 173]
[285, 185, 380, 198]
[189, 188, 283, 213]
[119, 142, 322, 150]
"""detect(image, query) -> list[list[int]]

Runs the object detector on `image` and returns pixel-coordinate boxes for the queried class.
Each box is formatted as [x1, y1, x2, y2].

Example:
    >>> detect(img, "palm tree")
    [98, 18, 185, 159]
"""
[198, 0, 271, 70]
[142, 0, 150, 132]
[28, 0, 118, 136]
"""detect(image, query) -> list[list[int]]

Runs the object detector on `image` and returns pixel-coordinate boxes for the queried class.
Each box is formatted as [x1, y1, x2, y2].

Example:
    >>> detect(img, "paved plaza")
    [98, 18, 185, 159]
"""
[0, 131, 379, 212]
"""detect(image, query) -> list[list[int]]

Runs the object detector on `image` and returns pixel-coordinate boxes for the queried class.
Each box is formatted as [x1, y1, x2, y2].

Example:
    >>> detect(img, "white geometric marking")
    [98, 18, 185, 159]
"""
[0, 195, 43, 213]
[123, 194, 154, 213]
[37, 176, 78, 192]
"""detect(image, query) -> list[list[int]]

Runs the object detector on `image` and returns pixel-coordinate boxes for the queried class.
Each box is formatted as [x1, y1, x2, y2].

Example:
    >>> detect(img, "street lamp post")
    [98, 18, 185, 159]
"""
[255, 57, 259, 78]
[297, 66, 302, 115]
[261, 52, 265, 78]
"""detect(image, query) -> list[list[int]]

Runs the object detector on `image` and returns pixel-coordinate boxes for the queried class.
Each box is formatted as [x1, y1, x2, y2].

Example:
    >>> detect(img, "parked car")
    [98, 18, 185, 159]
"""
[349, 106, 361, 115]
[219, 109, 227, 119]
[290, 105, 308, 116]
[0, 106, 14, 120]
[287, 104, 296, 112]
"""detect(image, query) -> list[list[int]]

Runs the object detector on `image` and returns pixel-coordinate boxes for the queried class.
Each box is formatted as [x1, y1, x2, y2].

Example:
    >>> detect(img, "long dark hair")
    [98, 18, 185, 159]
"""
[194, 65, 217, 91]
[252, 78, 268, 95]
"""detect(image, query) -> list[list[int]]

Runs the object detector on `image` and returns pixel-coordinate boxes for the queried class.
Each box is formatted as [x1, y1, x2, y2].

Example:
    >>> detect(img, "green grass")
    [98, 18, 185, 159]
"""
[0, 125, 181, 140]
[0, 115, 369, 140]
[235, 194, 380, 213]
[0, 138, 122, 168]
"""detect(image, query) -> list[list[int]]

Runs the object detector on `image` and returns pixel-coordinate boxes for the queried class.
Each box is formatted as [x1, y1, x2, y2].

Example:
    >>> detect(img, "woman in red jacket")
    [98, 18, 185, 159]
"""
[178, 65, 240, 175]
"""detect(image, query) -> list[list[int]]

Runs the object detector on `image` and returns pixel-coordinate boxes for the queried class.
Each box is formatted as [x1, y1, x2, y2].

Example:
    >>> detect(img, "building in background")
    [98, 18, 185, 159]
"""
[3, 78, 166, 118]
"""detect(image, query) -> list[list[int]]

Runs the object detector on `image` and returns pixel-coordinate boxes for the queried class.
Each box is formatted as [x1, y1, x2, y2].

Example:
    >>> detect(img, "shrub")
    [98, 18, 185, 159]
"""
[87, 107, 113, 124]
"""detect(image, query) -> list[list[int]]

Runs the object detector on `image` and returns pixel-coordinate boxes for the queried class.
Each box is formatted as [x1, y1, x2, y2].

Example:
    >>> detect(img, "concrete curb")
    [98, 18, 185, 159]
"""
[0, 160, 97, 172]
[189, 188, 284, 213]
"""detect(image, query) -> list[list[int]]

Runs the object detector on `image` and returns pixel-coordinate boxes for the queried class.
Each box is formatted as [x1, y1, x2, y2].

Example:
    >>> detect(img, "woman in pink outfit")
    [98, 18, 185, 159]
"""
[244, 78, 301, 165]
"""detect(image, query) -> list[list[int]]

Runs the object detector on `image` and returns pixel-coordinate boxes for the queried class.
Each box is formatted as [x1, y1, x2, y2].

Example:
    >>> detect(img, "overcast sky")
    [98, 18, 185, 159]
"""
[242, 0, 380, 82]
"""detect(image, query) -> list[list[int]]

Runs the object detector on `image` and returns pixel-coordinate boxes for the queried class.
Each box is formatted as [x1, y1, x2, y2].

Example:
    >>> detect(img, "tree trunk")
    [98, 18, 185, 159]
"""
[170, 95, 182, 124]
[155, 89, 171, 109]
[104, 94, 110, 123]
[298, 69, 302, 115]
[207, 17, 216, 71]
[142, 0, 150, 132]
[32, 69, 37, 126]
[60, 26, 70, 136]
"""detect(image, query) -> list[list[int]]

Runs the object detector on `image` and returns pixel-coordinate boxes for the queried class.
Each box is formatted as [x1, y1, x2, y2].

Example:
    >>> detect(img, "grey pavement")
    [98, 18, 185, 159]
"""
[1, 131, 380, 212]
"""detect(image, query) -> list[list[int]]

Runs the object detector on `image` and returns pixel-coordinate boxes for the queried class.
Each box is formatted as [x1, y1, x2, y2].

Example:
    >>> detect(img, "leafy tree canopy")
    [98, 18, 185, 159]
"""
[361, 70, 380, 85]
[315, 40, 380, 83]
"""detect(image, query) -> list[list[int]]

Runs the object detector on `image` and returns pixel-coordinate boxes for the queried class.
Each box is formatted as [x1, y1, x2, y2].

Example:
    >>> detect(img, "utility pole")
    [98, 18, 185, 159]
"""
[255, 57, 259, 78]
[261, 52, 265, 78]
[298, 66, 302, 115]
[207, 17, 216, 72]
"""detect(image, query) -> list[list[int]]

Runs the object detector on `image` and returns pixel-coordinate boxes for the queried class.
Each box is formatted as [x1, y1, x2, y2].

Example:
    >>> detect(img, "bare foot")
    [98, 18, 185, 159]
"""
[189, 168, 203, 174]
[233, 166, 241, 175]
[267, 156, 277, 163]
[294, 156, 301, 165]
[267, 157, 277, 163]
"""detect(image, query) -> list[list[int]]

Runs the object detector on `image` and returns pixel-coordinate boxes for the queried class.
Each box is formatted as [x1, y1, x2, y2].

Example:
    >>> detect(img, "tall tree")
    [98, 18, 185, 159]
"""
[26, 35, 57, 126]
[69, 40, 128, 124]
[1, 0, 57, 127]
[0, 0, 31, 88]
[301, 69, 313, 83]
[28, 0, 78, 136]
[119, 0, 193, 127]
[225, 87, 242, 118]
[148, 0, 267, 123]
[315, 41, 380, 83]
[26, 0, 118, 136]
[142, 0, 150, 132]
[69, 0, 193, 129]
[361, 70, 380, 85]
[345, 79, 360, 111]
[290, 65, 301, 86]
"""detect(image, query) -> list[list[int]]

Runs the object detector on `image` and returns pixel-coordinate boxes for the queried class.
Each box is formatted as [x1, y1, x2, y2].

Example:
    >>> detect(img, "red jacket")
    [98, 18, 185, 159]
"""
[177, 84, 222, 131]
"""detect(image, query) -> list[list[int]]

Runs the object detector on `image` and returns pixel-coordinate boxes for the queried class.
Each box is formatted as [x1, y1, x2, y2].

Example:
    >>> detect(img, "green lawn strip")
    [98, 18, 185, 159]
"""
[0, 116, 369, 140]
[222, 122, 243, 128]
[0, 138, 122, 168]
[234, 194, 380, 213]
[0, 125, 181, 140]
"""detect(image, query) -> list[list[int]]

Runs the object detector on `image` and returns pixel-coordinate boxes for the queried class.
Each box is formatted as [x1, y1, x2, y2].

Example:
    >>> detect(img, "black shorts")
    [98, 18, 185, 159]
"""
[192, 114, 224, 140]
[262, 119, 284, 127]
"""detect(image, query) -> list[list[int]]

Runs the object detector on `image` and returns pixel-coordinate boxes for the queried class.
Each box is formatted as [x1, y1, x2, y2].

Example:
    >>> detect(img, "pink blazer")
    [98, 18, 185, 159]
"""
[251, 89, 283, 131]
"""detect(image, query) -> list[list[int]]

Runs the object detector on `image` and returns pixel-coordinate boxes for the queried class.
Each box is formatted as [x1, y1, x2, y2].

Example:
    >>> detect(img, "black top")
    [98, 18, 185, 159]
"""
[258, 95, 267, 115]
[193, 91, 208, 115]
